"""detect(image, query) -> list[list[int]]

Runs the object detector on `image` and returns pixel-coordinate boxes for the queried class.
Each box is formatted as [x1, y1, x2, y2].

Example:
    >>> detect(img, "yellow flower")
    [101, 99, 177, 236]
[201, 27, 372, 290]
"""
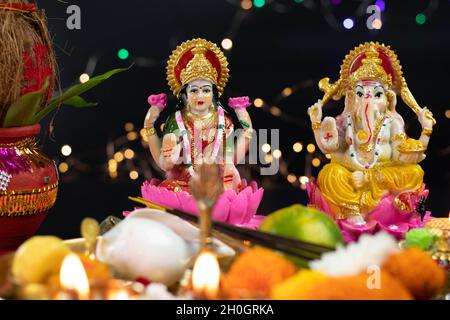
[271, 270, 327, 300]
[300, 271, 412, 300]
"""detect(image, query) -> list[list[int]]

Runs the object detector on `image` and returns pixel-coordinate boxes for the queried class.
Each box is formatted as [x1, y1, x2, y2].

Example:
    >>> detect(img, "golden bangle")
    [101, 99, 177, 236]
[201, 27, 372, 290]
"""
[311, 121, 321, 130]
[391, 132, 407, 142]
[144, 127, 156, 136]
[421, 128, 433, 136]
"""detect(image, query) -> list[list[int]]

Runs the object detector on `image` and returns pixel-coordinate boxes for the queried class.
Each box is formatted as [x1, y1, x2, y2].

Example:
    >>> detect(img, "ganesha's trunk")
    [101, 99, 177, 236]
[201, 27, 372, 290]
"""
[357, 103, 375, 145]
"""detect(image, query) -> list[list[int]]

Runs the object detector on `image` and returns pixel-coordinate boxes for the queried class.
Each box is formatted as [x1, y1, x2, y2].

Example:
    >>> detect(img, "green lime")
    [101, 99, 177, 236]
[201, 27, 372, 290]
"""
[259, 204, 343, 266]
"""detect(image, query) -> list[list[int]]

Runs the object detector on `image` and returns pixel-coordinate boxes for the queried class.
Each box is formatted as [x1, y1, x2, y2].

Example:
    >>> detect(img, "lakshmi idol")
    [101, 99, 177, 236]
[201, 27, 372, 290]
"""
[138, 38, 263, 228]
[307, 42, 436, 241]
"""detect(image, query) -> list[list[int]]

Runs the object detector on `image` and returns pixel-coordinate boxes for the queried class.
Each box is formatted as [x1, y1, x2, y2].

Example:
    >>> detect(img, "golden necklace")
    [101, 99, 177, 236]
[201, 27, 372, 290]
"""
[185, 105, 214, 122]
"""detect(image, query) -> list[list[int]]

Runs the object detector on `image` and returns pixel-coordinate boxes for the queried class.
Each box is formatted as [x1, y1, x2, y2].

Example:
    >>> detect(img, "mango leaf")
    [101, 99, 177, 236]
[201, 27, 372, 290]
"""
[3, 79, 49, 128]
[33, 67, 129, 123]
[59, 95, 98, 108]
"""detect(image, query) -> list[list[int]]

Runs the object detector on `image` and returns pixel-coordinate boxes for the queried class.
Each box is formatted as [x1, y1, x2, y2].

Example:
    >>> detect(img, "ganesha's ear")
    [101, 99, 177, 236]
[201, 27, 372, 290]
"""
[387, 89, 397, 111]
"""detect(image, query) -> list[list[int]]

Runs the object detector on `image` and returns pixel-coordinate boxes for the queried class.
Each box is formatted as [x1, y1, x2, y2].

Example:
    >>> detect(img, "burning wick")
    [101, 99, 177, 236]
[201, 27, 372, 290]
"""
[59, 253, 90, 300]
[192, 250, 220, 299]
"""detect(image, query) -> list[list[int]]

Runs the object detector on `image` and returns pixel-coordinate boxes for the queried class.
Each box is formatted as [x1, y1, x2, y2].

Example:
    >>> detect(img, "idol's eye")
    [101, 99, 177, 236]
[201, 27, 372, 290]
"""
[374, 91, 383, 98]
[202, 88, 211, 93]
[356, 91, 364, 97]
[189, 88, 198, 94]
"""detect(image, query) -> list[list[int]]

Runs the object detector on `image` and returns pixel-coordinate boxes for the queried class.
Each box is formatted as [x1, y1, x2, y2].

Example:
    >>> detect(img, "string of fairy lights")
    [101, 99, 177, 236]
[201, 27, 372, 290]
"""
[54, 0, 447, 192]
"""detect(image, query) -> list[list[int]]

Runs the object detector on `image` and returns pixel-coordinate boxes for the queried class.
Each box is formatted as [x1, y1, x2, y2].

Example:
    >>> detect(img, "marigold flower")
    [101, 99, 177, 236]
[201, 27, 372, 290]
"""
[222, 247, 297, 298]
[382, 248, 446, 300]
[300, 271, 412, 300]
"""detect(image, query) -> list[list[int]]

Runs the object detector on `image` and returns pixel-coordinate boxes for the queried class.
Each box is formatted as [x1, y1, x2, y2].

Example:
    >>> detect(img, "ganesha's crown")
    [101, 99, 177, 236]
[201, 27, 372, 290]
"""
[180, 45, 218, 87]
[348, 45, 392, 88]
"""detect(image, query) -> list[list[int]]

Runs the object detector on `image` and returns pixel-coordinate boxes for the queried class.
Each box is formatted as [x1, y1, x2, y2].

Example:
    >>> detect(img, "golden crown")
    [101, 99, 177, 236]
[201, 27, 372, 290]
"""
[180, 45, 218, 87]
[166, 38, 229, 96]
[348, 45, 392, 88]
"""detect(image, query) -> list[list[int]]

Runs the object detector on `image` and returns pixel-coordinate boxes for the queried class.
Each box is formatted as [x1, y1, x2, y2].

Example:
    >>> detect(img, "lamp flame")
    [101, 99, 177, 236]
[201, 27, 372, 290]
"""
[192, 250, 220, 299]
[59, 253, 90, 300]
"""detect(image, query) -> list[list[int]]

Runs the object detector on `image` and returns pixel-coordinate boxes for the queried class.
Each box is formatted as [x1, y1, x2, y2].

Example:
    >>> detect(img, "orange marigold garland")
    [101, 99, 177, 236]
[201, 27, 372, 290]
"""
[382, 248, 446, 300]
[222, 247, 297, 298]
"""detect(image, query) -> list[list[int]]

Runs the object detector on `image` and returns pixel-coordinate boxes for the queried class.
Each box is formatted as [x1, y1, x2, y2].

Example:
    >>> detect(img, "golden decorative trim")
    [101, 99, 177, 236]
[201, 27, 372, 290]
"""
[425, 218, 450, 237]
[358, 143, 374, 153]
[357, 130, 369, 141]
[0, 137, 51, 169]
[143, 127, 156, 136]
[180, 45, 218, 88]
[394, 196, 412, 212]
[391, 132, 407, 142]
[311, 121, 321, 130]
[348, 45, 392, 88]
[166, 38, 229, 97]
[185, 106, 215, 122]
[421, 128, 433, 136]
[397, 138, 426, 154]
[0, 183, 58, 217]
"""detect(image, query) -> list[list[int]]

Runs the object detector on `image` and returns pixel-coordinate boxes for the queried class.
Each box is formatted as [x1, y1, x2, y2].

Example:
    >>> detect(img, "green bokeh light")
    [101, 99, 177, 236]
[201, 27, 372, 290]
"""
[415, 13, 426, 25]
[117, 48, 130, 60]
[253, 0, 265, 8]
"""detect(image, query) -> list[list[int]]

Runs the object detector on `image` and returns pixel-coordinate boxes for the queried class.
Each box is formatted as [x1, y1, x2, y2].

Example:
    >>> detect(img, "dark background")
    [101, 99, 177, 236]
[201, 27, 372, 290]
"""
[34, 0, 450, 239]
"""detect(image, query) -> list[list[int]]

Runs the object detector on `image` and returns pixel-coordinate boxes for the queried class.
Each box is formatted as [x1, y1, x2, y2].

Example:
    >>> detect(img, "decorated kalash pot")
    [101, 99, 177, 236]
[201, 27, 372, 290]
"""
[0, 1, 125, 253]
[306, 42, 436, 242]
[0, 1, 58, 254]
[137, 38, 264, 229]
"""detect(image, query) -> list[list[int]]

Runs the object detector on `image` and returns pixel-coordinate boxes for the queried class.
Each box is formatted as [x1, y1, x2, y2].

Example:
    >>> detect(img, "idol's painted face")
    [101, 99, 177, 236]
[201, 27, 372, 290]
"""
[351, 80, 389, 143]
[353, 80, 388, 113]
[186, 79, 214, 115]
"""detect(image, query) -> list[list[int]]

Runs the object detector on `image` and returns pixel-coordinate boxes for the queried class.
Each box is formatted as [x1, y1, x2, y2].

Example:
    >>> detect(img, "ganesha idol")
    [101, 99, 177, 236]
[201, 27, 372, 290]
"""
[134, 38, 264, 229]
[306, 42, 436, 241]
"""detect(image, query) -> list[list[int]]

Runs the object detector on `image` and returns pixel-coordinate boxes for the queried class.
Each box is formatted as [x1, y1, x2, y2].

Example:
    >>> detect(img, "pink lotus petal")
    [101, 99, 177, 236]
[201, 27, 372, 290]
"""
[247, 188, 264, 219]
[377, 222, 410, 240]
[228, 96, 251, 109]
[339, 220, 377, 237]
[178, 192, 198, 215]
[213, 195, 231, 222]
[228, 191, 249, 225]
[140, 180, 264, 228]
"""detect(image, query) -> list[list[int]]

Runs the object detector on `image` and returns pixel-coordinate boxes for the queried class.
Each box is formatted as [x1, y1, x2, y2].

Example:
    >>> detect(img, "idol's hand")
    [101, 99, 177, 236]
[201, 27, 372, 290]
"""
[229, 96, 253, 128]
[235, 109, 252, 128]
[161, 133, 181, 168]
[351, 171, 365, 189]
[144, 106, 162, 129]
[308, 99, 323, 123]
[418, 107, 434, 130]
[320, 117, 339, 151]
[144, 93, 167, 128]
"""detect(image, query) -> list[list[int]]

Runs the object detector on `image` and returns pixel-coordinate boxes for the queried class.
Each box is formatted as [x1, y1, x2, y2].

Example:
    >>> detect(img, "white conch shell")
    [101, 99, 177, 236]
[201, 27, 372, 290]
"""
[96, 208, 235, 286]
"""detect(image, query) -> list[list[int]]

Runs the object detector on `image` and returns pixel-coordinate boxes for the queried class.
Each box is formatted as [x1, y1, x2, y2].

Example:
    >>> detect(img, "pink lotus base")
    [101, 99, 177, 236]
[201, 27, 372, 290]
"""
[307, 177, 431, 243]
[128, 179, 265, 229]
